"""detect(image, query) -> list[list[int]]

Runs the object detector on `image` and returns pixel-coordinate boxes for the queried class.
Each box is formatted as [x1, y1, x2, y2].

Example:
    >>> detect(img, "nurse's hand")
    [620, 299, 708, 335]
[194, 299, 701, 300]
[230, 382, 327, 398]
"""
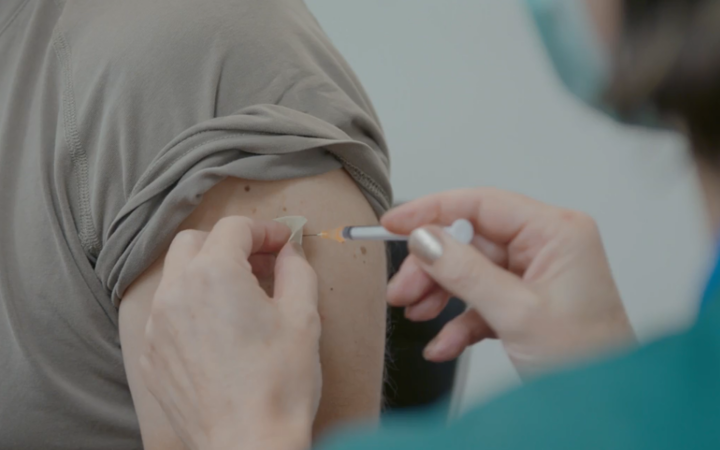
[383, 189, 634, 376]
[140, 217, 320, 450]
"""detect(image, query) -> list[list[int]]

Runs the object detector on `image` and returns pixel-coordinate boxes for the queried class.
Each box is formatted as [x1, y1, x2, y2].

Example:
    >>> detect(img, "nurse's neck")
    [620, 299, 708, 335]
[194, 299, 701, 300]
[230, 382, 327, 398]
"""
[697, 159, 720, 234]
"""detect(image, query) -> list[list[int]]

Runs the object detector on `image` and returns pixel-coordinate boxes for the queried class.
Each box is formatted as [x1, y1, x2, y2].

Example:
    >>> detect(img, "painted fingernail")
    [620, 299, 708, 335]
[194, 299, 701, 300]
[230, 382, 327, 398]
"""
[409, 228, 443, 264]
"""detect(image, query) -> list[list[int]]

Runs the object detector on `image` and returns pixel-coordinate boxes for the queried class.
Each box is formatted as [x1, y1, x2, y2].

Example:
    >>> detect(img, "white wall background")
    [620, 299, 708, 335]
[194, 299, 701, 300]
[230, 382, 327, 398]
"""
[304, 0, 713, 412]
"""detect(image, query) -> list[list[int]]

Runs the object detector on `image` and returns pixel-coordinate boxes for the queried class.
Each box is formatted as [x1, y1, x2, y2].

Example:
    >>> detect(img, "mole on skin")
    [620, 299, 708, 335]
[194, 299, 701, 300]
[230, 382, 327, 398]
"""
[244, 185, 251, 192]
[360, 246, 367, 255]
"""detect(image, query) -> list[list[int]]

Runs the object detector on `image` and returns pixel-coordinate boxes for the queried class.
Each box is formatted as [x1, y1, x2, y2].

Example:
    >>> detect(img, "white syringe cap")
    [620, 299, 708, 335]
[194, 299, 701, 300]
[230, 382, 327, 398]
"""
[444, 219, 474, 245]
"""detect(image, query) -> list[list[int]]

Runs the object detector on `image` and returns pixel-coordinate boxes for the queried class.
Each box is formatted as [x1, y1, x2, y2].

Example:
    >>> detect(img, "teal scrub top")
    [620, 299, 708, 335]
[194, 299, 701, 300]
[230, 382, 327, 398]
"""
[319, 267, 720, 449]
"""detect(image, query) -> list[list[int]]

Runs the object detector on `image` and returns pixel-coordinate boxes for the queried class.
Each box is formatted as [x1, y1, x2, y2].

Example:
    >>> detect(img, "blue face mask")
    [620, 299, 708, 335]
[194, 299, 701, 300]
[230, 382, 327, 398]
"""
[523, 0, 666, 129]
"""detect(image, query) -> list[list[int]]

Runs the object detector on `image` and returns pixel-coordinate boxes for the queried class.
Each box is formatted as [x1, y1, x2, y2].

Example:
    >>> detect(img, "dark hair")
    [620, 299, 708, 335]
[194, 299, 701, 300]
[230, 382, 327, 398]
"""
[608, 0, 720, 162]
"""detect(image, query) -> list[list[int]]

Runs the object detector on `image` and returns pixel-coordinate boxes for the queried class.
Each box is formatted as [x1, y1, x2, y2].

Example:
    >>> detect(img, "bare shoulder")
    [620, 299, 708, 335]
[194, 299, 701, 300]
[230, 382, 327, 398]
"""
[181, 169, 389, 302]
[183, 169, 380, 233]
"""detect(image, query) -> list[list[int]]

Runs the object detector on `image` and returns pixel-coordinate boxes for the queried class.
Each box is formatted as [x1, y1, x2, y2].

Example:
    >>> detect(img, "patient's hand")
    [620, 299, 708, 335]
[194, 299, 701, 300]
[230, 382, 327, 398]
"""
[141, 217, 319, 450]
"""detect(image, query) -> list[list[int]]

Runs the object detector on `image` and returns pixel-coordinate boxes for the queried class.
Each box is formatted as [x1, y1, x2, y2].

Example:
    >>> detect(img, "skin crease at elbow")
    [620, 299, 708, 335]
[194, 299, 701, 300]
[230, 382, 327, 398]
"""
[120, 169, 387, 448]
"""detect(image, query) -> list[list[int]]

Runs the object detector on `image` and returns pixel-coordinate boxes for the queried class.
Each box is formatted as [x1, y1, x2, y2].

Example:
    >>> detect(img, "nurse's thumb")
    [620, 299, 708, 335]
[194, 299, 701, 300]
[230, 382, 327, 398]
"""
[408, 226, 528, 323]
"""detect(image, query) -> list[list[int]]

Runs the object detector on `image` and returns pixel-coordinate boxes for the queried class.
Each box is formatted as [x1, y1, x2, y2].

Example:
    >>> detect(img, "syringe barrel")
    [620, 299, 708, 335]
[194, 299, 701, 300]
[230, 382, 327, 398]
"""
[343, 219, 474, 244]
[345, 226, 409, 241]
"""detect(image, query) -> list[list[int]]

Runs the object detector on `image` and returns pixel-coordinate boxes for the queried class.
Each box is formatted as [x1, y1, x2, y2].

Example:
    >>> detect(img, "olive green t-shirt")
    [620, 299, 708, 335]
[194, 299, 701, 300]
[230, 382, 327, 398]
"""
[0, 1, 390, 448]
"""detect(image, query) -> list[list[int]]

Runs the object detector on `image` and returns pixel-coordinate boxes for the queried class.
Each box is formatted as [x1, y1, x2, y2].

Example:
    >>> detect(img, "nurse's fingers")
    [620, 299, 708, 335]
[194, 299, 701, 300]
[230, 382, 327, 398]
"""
[388, 235, 509, 308]
[388, 256, 436, 307]
[163, 230, 207, 281]
[470, 234, 510, 270]
[407, 226, 532, 329]
[404, 288, 451, 322]
[423, 309, 495, 362]
[200, 217, 291, 266]
[382, 188, 544, 246]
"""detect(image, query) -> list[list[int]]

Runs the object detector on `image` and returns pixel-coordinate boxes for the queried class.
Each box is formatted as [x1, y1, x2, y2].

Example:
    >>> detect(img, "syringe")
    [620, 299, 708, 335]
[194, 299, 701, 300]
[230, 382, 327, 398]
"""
[304, 219, 474, 245]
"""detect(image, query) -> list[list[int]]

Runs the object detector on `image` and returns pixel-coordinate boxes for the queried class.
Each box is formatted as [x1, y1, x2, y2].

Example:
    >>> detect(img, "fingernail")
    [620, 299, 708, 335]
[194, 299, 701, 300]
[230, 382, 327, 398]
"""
[409, 228, 443, 264]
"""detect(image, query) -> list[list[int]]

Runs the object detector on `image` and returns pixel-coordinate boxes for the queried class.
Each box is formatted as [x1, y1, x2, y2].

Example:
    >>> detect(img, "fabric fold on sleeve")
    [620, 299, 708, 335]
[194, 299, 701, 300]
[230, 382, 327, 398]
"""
[95, 104, 391, 307]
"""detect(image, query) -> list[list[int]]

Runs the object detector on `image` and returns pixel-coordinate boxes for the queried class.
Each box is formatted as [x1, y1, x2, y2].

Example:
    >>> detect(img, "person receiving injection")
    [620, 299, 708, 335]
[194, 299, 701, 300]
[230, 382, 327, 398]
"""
[139, 0, 720, 449]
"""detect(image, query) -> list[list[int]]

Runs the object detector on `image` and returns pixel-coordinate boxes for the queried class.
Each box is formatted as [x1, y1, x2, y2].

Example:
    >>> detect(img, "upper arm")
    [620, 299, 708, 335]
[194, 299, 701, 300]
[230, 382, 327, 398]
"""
[119, 169, 387, 449]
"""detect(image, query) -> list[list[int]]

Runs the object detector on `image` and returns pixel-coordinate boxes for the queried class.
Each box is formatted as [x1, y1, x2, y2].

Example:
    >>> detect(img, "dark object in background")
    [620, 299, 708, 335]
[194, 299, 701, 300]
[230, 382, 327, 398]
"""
[383, 240, 465, 412]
